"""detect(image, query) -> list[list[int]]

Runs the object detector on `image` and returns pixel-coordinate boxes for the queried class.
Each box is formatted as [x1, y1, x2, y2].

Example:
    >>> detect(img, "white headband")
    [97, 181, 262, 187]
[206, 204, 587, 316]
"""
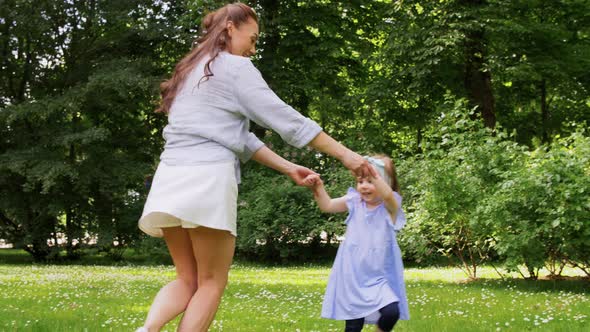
[364, 156, 391, 186]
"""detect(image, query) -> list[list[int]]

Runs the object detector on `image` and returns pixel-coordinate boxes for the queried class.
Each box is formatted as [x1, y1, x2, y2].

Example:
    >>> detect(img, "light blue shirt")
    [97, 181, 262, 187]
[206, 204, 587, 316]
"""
[160, 51, 323, 182]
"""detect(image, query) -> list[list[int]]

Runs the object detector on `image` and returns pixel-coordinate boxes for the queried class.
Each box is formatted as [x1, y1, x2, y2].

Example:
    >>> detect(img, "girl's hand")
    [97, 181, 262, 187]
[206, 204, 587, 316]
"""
[286, 165, 319, 186]
[341, 151, 378, 178]
[302, 174, 323, 188]
[368, 164, 381, 180]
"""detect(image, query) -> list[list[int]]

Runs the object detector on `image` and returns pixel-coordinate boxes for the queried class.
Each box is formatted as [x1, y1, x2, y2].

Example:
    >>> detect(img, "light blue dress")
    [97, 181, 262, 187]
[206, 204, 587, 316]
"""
[321, 188, 410, 323]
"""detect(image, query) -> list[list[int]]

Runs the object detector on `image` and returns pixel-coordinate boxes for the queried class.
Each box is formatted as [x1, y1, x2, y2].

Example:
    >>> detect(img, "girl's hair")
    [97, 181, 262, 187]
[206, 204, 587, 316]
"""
[373, 154, 401, 193]
[156, 3, 258, 114]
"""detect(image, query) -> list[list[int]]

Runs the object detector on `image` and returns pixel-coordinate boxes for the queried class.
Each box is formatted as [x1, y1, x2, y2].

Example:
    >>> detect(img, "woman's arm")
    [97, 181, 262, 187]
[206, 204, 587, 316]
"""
[251, 146, 317, 186]
[235, 61, 322, 149]
[308, 132, 377, 178]
[234, 61, 376, 179]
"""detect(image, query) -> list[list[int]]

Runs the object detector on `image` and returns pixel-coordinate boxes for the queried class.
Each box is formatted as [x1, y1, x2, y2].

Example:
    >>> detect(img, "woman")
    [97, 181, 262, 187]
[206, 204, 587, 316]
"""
[136, 3, 373, 331]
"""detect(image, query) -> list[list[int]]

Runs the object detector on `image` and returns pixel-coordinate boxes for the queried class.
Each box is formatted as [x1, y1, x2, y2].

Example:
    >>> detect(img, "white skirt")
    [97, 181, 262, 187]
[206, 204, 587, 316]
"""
[138, 161, 238, 237]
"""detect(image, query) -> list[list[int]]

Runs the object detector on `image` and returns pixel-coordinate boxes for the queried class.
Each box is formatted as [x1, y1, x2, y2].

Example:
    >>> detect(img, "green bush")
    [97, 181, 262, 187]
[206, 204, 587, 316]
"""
[396, 96, 590, 279]
[481, 129, 590, 278]
[400, 98, 516, 278]
[235, 133, 359, 263]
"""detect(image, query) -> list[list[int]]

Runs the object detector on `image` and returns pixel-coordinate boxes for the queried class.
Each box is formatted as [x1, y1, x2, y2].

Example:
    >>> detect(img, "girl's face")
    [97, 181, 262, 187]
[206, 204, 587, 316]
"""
[356, 177, 382, 205]
[227, 18, 259, 57]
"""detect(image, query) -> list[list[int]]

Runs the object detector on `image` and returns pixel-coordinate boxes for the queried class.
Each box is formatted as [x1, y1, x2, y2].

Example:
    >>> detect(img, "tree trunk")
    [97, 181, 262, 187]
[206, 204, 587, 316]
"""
[461, 0, 496, 129]
[540, 79, 549, 143]
[416, 127, 423, 153]
[17, 37, 33, 102]
[65, 209, 76, 258]
[65, 130, 78, 258]
[1, 14, 16, 104]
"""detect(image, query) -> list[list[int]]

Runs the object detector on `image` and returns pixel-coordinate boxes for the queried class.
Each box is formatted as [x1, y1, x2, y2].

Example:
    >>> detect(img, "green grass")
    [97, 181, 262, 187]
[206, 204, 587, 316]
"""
[0, 252, 588, 331]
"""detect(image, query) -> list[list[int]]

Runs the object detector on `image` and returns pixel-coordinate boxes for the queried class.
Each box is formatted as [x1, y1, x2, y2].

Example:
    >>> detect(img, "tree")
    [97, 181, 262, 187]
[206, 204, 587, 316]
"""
[371, 0, 498, 154]
[250, 0, 386, 151]
[487, 0, 590, 144]
[0, 0, 186, 259]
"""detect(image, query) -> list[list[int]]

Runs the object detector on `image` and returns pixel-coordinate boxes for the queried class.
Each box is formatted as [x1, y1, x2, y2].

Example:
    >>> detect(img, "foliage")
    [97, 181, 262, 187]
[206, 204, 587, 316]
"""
[480, 128, 590, 278]
[236, 143, 353, 262]
[0, 0, 174, 259]
[1, 0, 589, 271]
[372, 0, 590, 146]
[400, 97, 519, 278]
[400, 96, 589, 279]
[488, 0, 590, 143]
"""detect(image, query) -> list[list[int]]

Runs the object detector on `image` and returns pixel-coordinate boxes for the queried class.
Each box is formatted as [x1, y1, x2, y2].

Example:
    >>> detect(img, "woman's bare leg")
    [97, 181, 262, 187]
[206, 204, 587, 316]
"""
[177, 226, 235, 332]
[142, 226, 199, 332]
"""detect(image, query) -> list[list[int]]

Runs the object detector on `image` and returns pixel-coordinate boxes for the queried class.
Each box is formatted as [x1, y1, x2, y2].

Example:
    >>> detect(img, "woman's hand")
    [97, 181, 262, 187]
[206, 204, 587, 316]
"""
[251, 147, 320, 186]
[286, 164, 319, 186]
[341, 151, 378, 178]
[308, 132, 377, 178]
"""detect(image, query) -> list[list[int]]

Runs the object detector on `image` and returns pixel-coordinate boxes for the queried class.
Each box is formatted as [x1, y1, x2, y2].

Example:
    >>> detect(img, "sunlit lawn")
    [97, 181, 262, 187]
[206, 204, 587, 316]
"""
[0, 251, 588, 331]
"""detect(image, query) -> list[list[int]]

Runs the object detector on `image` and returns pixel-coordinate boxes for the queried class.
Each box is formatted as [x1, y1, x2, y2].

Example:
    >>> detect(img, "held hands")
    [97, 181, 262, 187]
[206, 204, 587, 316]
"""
[367, 164, 381, 181]
[341, 151, 378, 179]
[302, 173, 323, 190]
[302, 173, 347, 213]
[286, 164, 319, 186]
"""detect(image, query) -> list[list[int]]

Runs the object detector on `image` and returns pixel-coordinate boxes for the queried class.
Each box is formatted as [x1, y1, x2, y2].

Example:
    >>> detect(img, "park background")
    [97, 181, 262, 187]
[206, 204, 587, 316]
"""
[0, 0, 588, 331]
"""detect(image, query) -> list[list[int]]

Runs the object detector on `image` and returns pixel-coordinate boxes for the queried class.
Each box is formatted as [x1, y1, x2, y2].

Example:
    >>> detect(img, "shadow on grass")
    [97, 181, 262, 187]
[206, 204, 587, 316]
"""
[0, 248, 336, 268]
[0, 248, 172, 266]
[0, 249, 33, 264]
[463, 277, 589, 294]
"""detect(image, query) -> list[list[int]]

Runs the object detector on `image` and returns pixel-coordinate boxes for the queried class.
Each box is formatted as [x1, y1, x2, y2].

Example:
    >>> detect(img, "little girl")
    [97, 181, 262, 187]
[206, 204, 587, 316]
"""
[304, 155, 409, 332]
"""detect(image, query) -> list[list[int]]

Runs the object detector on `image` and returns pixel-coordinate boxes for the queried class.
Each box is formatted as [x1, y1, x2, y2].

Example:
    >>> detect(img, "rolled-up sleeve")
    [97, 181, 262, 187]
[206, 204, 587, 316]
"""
[234, 60, 322, 148]
[235, 132, 265, 163]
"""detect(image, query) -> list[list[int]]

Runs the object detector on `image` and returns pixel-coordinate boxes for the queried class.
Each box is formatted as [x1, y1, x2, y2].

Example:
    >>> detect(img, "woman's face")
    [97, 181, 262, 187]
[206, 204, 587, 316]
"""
[227, 18, 259, 57]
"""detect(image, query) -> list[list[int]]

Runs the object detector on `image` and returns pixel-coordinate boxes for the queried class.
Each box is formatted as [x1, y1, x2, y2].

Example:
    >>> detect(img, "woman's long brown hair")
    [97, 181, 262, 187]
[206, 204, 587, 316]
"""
[156, 3, 258, 114]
